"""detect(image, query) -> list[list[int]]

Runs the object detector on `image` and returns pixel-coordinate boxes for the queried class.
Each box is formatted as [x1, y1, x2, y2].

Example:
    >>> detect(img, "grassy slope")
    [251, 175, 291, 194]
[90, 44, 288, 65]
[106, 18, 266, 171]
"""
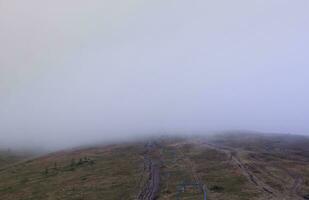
[0, 150, 35, 168]
[0, 144, 144, 200]
[0, 134, 308, 200]
[208, 133, 309, 199]
[158, 140, 260, 200]
[0, 139, 259, 200]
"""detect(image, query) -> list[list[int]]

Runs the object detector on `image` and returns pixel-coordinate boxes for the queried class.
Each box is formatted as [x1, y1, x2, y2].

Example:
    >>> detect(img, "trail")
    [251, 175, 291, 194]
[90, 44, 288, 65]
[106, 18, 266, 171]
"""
[201, 142, 281, 199]
[202, 142, 305, 200]
[137, 142, 161, 200]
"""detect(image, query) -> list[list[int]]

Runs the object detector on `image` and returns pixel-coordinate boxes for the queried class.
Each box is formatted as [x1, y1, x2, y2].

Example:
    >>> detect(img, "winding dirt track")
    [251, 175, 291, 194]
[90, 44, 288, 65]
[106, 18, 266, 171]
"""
[137, 142, 161, 200]
[202, 142, 304, 200]
[202, 143, 276, 197]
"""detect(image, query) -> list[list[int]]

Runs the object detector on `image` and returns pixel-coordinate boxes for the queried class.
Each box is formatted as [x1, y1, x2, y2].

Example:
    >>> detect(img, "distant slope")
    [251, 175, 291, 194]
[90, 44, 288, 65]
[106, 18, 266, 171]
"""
[0, 149, 34, 168]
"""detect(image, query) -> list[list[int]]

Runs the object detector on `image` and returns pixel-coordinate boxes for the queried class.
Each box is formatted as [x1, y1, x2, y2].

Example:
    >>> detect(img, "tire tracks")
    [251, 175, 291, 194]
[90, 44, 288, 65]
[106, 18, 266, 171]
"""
[201, 142, 280, 199]
[137, 142, 161, 200]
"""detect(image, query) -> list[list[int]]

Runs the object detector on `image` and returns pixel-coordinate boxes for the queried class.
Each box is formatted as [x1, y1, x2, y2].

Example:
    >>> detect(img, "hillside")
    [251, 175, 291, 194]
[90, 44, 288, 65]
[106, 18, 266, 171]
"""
[0, 149, 35, 169]
[0, 133, 309, 200]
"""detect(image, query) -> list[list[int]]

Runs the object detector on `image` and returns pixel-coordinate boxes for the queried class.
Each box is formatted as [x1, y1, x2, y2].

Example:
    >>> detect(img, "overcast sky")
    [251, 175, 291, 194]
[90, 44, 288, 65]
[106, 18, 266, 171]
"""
[1, 0, 309, 149]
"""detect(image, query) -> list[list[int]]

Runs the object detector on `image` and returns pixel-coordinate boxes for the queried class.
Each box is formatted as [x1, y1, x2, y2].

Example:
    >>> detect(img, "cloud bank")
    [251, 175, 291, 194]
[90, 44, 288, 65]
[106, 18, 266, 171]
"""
[1, 0, 309, 149]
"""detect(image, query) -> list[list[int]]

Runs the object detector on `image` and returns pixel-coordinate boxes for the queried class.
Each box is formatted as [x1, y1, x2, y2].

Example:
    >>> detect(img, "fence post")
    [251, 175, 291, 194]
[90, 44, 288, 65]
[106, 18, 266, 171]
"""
[203, 184, 207, 200]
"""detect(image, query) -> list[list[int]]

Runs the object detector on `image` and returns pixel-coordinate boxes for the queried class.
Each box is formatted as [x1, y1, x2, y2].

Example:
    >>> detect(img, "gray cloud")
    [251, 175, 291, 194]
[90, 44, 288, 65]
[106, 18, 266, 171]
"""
[1, 0, 309, 150]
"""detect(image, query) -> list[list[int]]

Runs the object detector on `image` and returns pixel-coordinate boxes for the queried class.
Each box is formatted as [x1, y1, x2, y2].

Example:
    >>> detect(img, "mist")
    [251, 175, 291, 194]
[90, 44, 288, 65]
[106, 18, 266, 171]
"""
[1, 0, 309, 150]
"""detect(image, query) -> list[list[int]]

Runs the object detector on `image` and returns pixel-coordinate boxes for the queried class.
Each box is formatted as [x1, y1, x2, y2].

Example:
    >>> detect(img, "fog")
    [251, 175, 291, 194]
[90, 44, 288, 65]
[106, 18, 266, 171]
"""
[1, 0, 309, 150]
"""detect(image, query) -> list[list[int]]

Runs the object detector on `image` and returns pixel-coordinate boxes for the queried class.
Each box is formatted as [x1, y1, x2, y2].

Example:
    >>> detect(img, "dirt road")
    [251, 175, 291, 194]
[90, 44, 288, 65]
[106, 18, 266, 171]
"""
[138, 142, 161, 200]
